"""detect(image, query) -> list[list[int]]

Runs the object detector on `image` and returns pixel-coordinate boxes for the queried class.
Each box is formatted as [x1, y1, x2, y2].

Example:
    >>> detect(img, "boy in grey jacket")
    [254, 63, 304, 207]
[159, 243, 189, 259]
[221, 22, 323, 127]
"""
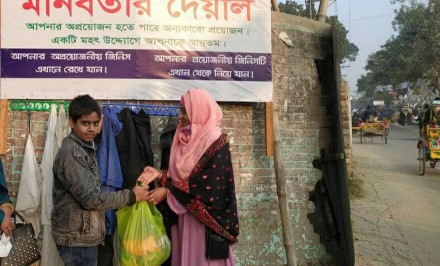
[52, 94, 149, 265]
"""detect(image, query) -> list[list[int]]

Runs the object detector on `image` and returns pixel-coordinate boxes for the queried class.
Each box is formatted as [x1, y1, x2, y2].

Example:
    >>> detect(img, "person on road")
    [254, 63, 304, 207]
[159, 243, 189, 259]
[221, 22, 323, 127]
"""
[419, 103, 430, 132]
[399, 109, 406, 126]
[363, 105, 377, 122]
[352, 111, 361, 127]
[406, 112, 412, 125]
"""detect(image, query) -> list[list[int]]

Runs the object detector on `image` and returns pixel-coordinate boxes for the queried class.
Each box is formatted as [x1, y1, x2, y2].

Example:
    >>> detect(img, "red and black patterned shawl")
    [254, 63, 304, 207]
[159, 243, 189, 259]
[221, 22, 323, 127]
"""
[168, 133, 239, 243]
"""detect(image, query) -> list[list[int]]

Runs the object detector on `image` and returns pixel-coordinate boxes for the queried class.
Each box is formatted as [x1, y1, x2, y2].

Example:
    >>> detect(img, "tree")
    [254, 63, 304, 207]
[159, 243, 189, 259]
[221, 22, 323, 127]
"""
[333, 19, 359, 65]
[279, 1, 359, 65]
[356, 73, 376, 98]
[277, 0, 330, 20]
[278, 0, 310, 17]
[361, 0, 440, 94]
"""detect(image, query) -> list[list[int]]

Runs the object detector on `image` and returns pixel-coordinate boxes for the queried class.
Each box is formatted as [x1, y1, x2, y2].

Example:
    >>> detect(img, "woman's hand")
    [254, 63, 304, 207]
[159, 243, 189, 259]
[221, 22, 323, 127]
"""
[0, 213, 15, 237]
[146, 188, 167, 205]
[137, 166, 161, 186]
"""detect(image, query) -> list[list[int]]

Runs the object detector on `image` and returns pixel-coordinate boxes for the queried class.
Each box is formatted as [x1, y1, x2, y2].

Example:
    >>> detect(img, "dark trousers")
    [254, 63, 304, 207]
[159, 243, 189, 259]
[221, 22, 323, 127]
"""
[97, 234, 114, 266]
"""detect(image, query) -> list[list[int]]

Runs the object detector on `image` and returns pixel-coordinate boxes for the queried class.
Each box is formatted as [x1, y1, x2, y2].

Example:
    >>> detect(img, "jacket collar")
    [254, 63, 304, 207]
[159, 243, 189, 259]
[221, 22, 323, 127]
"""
[69, 132, 96, 151]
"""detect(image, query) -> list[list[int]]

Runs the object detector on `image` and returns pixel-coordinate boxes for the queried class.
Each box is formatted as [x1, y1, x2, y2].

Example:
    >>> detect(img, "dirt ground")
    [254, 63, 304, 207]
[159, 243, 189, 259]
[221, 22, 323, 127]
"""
[350, 159, 417, 266]
[350, 125, 440, 266]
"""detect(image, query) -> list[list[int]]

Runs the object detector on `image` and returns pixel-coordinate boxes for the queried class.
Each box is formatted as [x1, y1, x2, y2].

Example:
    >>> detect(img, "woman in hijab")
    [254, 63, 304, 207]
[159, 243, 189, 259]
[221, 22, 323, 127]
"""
[0, 157, 15, 237]
[139, 88, 239, 266]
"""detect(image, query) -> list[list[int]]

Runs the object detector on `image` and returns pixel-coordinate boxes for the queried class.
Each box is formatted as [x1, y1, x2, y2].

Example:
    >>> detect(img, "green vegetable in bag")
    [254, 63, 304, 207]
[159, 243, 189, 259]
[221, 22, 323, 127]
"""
[117, 201, 171, 266]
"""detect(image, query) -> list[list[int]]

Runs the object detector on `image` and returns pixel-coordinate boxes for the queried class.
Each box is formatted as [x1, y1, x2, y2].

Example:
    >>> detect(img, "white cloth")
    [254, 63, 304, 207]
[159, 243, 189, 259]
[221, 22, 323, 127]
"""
[41, 104, 63, 266]
[0, 233, 12, 257]
[41, 104, 57, 225]
[41, 226, 63, 266]
[55, 104, 70, 149]
[15, 134, 42, 237]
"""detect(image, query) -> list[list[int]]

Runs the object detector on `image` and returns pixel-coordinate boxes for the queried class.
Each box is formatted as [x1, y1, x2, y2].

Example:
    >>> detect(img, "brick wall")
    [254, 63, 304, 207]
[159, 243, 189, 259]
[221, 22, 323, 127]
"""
[1, 12, 337, 266]
[341, 80, 353, 178]
[269, 12, 333, 265]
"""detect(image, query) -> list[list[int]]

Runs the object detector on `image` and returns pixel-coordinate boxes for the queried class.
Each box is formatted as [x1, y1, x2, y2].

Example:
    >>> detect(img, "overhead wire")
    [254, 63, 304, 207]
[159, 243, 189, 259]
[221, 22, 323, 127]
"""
[339, 14, 394, 22]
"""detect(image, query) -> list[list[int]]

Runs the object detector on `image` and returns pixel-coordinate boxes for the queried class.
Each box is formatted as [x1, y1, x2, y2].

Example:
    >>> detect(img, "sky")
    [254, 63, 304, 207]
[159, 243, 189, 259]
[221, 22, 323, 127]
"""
[278, 0, 403, 94]
[326, 0, 400, 95]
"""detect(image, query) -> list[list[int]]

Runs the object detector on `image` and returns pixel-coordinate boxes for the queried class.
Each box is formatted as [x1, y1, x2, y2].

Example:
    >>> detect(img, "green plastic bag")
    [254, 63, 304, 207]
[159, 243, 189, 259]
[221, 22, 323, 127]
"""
[117, 201, 171, 266]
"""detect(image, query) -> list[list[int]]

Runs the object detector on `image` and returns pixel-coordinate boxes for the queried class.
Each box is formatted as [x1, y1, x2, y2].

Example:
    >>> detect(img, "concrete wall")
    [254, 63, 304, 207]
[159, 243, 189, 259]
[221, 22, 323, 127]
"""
[1, 12, 337, 265]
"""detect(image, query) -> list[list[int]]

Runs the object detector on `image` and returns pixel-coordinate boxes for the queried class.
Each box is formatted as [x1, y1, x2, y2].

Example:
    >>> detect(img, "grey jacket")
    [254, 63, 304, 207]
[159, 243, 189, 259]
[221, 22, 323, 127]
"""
[52, 133, 135, 247]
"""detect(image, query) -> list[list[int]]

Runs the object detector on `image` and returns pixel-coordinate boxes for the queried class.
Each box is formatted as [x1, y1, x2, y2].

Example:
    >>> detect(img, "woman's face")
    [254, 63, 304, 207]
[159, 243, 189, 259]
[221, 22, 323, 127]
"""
[178, 105, 190, 127]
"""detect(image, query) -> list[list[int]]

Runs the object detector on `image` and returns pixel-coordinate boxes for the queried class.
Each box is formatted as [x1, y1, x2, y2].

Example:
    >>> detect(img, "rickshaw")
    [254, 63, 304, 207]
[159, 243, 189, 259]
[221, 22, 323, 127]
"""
[359, 121, 390, 144]
[417, 125, 440, 175]
[417, 101, 440, 175]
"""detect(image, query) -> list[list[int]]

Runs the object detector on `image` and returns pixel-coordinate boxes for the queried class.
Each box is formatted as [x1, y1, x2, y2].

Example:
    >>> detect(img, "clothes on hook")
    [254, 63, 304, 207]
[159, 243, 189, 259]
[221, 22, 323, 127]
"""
[15, 134, 42, 237]
[17, 105, 70, 266]
[40, 104, 64, 266]
[11, 105, 81, 266]
[96, 107, 124, 266]
[160, 116, 179, 170]
[55, 104, 70, 149]
[115, 107, 155, 190]
[97, 107, 124, 235]
[97, 106, 157, 266]
[11, 102, 167, 266]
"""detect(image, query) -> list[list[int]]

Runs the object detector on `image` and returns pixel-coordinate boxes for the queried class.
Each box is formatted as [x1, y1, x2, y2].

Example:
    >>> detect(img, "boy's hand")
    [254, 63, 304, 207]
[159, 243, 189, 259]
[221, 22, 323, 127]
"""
[137, 166, 161, 186]
[132, 186, 149, 202]
[146, 188, 167, 205]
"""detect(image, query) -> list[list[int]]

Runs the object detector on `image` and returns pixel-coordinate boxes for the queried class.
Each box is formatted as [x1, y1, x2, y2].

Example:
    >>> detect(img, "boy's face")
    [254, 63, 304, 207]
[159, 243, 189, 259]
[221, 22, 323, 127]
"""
[69, 111, 101, 143]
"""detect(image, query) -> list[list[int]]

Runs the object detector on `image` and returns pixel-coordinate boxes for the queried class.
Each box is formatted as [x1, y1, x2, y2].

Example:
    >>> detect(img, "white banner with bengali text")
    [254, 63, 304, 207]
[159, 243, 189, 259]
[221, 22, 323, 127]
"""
[0, 0, 272, 102]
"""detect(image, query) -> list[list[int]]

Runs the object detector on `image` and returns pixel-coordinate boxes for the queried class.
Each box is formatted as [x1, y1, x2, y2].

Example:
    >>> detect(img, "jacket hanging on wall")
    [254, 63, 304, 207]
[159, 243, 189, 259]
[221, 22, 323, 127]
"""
[97, 107, 124, 235]
[116, 107, 154, 189]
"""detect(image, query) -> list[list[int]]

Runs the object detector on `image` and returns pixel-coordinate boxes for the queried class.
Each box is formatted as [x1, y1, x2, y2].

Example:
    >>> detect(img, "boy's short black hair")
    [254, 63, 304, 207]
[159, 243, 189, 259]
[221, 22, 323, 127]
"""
[68, 94, 101, 123]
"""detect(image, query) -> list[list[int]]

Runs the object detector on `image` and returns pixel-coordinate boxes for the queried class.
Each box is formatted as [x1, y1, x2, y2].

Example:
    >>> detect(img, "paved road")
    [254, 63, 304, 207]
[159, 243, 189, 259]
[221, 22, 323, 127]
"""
[351, 124, 440, 266]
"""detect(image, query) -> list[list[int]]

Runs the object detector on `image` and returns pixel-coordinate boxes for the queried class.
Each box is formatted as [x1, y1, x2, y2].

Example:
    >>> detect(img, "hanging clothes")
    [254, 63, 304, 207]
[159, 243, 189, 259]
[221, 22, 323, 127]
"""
[41, 104, 57, 226]
[97, 106, 123, 235]
[15, 134, 42, 237]
[98, 107, 124, 191]
[97, 107, 124, 266]
[40, 104, 64, 266]
[160, 116, 179, 170]
[115, 108, 154, 189]
[55, 104, 70, 149]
